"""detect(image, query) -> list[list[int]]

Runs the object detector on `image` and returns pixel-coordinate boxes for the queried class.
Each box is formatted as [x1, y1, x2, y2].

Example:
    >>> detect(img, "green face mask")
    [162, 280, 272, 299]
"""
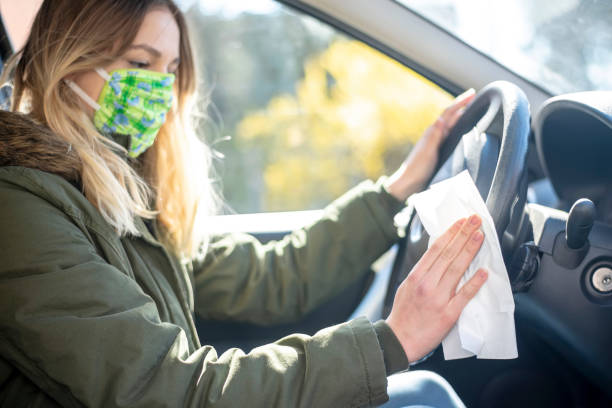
[67, 68, 175, 158]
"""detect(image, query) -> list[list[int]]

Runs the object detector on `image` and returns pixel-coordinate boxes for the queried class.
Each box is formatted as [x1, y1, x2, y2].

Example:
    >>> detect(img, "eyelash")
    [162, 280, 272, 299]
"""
[128, 60, 178, 75]
[129, 60, 150, 69]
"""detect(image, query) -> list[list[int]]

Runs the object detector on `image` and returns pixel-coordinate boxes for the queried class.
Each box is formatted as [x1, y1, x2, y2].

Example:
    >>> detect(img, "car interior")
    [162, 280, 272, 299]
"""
[1, 0, 611, 407]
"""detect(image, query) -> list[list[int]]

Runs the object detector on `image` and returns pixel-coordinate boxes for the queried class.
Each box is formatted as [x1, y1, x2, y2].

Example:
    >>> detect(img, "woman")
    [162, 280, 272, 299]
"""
[0, 1, 487, 407]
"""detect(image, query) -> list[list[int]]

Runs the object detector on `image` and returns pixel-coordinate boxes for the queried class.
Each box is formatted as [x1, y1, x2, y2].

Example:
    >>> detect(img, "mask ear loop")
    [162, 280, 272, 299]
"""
[95, 68, 111, 82]
[65, 79, 101, 111]
[63, 68, 112, 111]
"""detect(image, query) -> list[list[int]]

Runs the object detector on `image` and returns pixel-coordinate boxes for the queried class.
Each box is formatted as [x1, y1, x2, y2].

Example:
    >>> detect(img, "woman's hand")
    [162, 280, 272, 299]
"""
[386, 214, 488, 363]
[385, 89, 476, 201]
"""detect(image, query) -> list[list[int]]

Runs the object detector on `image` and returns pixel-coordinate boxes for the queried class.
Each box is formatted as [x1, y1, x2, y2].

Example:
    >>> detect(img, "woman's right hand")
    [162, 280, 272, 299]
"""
[386, 214, 488, 362]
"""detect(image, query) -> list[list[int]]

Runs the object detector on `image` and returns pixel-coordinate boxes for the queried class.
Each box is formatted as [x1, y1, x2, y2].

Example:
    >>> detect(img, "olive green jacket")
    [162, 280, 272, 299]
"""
[0, 112, 407, 407]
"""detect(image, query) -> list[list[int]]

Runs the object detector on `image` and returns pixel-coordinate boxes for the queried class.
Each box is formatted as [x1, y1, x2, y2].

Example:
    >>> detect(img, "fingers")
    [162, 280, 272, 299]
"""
[432, 116, 448, 137]
[431, 89, 475, 140]
[447, 104, 467, 129]
[447, 268, 488, 319]
[438, 228, 484, 297]
[455, 88, 476, 102]
[409, 218, 466, 282]
[425, 214, 482, 286]
[442, 89, 475, 118]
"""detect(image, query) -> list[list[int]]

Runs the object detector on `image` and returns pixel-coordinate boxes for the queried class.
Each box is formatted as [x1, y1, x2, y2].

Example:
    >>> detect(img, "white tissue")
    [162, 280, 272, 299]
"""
[409, 170, 518, 360]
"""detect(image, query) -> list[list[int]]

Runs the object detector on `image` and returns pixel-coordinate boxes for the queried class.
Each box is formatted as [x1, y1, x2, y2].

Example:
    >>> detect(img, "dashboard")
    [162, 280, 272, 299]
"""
[534, 92, 612, 221]
[519, 91, 612, 392]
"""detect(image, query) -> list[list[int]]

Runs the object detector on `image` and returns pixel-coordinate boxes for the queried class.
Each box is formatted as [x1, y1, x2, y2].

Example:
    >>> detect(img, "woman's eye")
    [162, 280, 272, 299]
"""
[129, 60, 150, 69]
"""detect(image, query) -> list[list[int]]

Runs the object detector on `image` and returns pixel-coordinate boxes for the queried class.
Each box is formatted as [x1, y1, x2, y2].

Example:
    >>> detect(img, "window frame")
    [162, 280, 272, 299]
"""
[280, 0, 551, 106]
[278, 0, 464, 97]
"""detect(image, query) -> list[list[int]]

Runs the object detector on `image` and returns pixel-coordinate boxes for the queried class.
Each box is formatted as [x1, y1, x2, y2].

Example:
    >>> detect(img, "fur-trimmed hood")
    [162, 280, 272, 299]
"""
[0, 110, 81, 182]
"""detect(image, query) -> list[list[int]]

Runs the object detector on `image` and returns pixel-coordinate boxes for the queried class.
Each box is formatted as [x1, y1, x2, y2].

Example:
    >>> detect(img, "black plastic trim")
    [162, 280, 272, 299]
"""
[533, 92, 612, 206]
[0, 13, 13, 62]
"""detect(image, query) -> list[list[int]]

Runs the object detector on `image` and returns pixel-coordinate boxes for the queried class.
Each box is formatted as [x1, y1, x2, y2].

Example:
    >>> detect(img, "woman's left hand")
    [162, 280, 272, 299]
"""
[384, 88, 476, 201]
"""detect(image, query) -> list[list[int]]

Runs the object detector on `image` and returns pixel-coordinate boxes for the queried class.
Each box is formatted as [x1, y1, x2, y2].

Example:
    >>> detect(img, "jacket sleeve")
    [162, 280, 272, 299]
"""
[191, 178, 405, 325]
[0, 179, 393, 407]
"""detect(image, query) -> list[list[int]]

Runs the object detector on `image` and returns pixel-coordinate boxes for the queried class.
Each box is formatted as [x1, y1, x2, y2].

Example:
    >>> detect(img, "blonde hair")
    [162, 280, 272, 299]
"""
[2, 0, 219, 259]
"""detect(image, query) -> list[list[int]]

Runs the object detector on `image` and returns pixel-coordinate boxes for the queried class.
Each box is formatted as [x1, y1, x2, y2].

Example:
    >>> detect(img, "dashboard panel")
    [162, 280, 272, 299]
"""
[534, 92, 612, 222]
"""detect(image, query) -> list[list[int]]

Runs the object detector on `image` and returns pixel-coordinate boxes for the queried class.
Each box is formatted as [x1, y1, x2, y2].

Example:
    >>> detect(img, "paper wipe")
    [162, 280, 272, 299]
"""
[409, 170, 518, 360]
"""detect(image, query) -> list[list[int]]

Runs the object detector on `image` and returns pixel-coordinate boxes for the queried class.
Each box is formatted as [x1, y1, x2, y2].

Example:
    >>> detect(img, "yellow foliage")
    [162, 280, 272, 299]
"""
[237, 40, 453, 211]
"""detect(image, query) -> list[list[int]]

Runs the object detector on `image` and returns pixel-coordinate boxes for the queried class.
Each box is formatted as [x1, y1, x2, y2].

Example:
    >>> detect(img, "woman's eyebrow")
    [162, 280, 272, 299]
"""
[129, 44, 161, 57]
[128, 44, 180, 63]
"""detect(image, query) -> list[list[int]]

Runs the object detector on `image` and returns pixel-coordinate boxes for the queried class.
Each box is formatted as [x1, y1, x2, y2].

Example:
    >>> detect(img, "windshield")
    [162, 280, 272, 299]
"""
[398, 0, 612, 95]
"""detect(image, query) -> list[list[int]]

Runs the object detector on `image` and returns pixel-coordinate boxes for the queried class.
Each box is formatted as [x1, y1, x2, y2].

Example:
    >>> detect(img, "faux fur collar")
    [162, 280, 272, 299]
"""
[0, 111, 81, 183]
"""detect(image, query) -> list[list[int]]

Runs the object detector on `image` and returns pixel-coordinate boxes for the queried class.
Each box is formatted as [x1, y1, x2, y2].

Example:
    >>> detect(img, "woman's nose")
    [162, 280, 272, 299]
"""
[151, 62, 173, 74]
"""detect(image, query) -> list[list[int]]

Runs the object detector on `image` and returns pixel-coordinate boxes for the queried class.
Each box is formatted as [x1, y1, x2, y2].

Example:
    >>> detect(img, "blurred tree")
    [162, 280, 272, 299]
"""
[187, 9, 337, 212]
[237, 40, 452, 211]
[186, 7, 452, 213]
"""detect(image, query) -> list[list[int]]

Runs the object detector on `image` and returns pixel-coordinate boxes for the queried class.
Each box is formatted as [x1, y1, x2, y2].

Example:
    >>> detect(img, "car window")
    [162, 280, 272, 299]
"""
[185, 0, 453, 214]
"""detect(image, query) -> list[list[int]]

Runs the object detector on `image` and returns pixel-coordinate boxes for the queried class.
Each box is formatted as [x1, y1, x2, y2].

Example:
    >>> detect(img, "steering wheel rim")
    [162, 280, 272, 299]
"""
[382, 81, 530, 317]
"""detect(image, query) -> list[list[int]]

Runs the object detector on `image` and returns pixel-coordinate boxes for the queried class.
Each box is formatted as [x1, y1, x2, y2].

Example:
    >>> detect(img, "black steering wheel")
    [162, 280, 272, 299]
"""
[383, 81, 531, 316]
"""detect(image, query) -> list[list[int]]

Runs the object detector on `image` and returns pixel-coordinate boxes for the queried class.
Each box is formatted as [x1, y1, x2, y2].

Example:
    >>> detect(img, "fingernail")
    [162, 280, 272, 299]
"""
[469, 214, 480, 225]
[472, 230, 483, 242]
[479, 269, 488, 279]
[457, 88, 476, 99]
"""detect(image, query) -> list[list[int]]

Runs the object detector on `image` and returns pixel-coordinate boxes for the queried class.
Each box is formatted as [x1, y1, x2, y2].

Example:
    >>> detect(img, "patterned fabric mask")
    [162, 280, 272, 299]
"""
[66, 68, 175, 158]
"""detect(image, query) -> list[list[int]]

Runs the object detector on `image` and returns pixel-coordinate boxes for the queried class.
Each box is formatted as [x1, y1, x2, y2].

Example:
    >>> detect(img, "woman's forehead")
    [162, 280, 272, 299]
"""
[131, 8, 180, 61]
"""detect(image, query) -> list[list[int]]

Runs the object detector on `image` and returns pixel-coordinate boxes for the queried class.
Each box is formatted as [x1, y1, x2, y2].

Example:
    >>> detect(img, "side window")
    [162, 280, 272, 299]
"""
[186, 1, 453, 214]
